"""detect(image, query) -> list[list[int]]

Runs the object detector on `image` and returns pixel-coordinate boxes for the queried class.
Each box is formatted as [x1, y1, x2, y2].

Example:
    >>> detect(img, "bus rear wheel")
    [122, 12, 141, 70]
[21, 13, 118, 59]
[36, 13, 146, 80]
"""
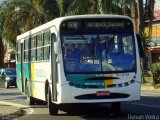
[111, 102, 121, 112]
[47, 88, 58, 115]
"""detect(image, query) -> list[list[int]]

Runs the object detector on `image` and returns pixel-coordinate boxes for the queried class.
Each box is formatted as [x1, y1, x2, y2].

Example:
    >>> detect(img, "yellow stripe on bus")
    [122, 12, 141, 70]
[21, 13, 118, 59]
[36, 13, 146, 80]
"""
[31, 63, 36, 97]
[104, 74, 113, 88]
[31, 63, 35, 80]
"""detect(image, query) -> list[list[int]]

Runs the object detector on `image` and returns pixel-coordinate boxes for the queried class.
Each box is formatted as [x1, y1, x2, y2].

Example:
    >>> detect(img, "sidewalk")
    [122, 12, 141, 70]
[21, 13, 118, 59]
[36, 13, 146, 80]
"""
[141, 84, 160, 91]
[141, 85, 155, 90]
[0, 104, 19, 119]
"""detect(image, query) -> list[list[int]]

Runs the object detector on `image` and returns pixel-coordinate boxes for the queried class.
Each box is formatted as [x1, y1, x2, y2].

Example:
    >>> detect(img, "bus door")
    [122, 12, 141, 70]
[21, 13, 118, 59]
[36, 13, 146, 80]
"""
[50, 27, 58, 101]
[20, 40, 24, 92]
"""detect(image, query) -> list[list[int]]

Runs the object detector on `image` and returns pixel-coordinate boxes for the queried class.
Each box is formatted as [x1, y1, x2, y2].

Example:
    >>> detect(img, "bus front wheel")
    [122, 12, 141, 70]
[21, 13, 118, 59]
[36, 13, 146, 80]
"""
[48, 88, 58, 115]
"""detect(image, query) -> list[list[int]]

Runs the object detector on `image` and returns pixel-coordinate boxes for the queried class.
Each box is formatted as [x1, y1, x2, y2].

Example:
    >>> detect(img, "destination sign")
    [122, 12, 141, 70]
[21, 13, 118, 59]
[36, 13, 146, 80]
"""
[85, 21, 126, 29]
[60, 18, 133, 31]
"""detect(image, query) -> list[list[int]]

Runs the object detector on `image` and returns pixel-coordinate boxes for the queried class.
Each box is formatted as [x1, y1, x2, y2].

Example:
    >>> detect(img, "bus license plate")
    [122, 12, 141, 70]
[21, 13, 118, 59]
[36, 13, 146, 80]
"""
[96, 91, 110, 96]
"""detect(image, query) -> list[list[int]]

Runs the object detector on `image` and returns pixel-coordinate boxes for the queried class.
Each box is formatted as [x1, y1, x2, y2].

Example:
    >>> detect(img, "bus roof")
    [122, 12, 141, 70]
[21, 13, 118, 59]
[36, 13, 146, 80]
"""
[16, 14, 132, 41]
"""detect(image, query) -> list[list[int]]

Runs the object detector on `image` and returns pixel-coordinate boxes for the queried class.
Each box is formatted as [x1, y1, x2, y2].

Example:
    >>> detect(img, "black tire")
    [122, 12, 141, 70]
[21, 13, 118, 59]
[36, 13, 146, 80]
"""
[111, 102, 121, 112]
[26, 82, 36, 105]
[47, 88, 58, 115]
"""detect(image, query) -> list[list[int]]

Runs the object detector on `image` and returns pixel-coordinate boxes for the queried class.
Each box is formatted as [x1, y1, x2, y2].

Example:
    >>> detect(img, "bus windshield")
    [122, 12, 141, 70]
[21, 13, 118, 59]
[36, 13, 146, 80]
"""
[61, 32, 136, 73]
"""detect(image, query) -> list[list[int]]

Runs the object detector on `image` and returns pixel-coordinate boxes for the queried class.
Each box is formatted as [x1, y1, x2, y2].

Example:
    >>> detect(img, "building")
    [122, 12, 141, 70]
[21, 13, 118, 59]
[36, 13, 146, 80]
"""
[144, 0, 160, 68]
[3, 40, 16, 68]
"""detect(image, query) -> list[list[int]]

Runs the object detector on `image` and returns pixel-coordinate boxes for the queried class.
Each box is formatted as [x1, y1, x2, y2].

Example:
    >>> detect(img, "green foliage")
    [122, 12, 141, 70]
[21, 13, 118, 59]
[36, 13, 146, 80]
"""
[140, 32, 150, 49]
[0, 0, 156, 51]
[0, 0, 59, 49]
[151, 63, 160, 84]
[64, 0, 123, 15]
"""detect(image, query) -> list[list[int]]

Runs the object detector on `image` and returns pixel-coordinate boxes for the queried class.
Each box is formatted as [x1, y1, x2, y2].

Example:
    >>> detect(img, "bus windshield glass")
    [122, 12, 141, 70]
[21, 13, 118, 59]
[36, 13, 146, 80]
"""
[60, 19, 136, 73]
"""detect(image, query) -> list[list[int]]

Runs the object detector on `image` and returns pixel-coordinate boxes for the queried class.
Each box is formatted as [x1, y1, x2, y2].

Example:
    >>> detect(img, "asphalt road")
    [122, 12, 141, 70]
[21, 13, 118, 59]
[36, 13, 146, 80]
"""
[0, 87, 160, 120]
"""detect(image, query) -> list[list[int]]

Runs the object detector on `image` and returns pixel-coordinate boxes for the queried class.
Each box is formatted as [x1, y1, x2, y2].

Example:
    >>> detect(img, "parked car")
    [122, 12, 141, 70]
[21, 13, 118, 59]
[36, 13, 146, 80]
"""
[0, 68, 17, 88]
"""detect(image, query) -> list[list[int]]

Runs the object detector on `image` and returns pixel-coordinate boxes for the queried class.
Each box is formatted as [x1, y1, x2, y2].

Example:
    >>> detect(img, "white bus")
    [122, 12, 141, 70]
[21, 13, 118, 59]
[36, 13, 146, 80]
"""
[16, 15, 142, 115]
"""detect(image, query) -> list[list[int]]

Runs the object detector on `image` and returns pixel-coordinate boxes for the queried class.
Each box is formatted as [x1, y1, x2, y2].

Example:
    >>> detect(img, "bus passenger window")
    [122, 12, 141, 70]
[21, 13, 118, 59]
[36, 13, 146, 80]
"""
[44, 31, 50, 45]
[37, 48, 43, 61]
[24, 51, 29, 62]
[37, 34, 43, 47]
[31, 36, 37, 48]
[44, 46, 50, 60]
[31, 49, 36, 61]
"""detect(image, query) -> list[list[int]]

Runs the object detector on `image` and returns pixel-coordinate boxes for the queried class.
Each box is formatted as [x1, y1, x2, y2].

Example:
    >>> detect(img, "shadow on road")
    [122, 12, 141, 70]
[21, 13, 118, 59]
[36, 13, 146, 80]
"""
[0, 87, 27, 101]
[57, 103, 130, 119]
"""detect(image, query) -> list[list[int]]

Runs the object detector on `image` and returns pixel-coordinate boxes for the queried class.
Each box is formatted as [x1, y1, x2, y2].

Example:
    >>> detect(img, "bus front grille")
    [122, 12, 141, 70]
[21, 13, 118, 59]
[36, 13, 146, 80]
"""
[75, 93, 129, 100]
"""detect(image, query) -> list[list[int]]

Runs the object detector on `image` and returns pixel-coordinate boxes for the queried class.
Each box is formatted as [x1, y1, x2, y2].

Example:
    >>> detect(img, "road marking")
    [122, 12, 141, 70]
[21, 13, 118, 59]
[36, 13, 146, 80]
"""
[131, 103, 160, 108]
[0, 101, 29, 108]
[0, 101, 24, 108]
[0, 101, 34, 118]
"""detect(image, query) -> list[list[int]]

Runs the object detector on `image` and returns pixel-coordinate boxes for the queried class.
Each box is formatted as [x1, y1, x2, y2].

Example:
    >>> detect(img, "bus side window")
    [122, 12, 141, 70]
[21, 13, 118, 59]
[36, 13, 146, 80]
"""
[43, 31, 50, 61]
[16, 42, 21, 63]
[31, 49, 36, 61]
[37, 48, 43, 61]
[44, 31, 50, 45]
[24, 51, 29, 62]
[36, 34, 43, 61]
[44, 46, 50, 60]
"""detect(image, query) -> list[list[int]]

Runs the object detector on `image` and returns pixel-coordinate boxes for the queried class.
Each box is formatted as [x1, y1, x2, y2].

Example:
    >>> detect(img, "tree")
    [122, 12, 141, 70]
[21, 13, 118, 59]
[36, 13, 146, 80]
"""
[0, 35, 5, 68]
[62, 0, 123, 15]
[32, 0, 59, 20]
[0, 2, 6, 67]
[0, 0, 59, 50]
[145, 0, 155, 41]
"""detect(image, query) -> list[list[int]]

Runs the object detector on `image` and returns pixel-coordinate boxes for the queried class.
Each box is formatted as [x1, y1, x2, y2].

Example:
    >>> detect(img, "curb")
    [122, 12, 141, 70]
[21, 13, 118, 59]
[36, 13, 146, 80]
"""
[0, 101, 33, 119]
[0, 105, 19, 119]
[0, 108, 33, 120]
[141, 86, 154, 90]
[141, 85, 160, 91]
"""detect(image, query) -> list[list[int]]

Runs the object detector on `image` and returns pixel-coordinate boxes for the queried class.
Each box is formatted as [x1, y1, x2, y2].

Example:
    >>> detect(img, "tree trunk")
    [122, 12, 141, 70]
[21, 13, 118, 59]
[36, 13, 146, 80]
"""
[137, 0, 145, 84]
[0, 36, 5, 68]
[137, 0, 144, 33]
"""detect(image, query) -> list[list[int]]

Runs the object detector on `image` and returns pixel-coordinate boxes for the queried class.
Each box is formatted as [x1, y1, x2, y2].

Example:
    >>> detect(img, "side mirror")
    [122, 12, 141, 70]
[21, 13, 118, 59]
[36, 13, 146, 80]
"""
[136, 34, 144, 58]
[54, 41, 59, 54]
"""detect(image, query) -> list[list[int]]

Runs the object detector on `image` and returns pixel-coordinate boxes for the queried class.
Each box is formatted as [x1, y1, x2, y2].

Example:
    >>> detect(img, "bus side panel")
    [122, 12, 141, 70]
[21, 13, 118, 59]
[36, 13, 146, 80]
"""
[16, 63, 23, 92]
[23, 63, 31, 93]
[30, 62, 51, 101]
